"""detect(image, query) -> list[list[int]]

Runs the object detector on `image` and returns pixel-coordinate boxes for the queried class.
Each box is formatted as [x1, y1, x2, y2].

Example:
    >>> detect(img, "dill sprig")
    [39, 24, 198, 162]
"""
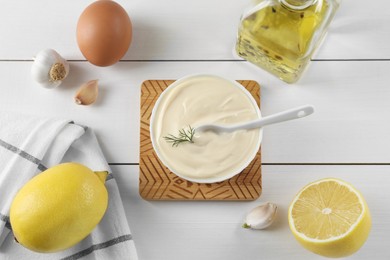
[163, 126, 195, 147]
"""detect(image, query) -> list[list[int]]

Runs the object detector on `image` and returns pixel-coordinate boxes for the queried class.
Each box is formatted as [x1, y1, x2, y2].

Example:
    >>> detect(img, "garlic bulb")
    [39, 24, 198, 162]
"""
[242, 202, 277, 230]
[31, 49, 69, 89]
[74, 80, 99, 105]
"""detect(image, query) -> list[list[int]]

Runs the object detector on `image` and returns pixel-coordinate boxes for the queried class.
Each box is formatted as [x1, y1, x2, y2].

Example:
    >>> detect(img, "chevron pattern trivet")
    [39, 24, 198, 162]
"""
[139, 80, 262, 200]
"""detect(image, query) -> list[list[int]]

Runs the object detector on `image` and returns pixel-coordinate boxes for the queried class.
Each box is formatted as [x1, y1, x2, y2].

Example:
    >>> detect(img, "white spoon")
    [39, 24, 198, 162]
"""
[196, 104, 315, 133]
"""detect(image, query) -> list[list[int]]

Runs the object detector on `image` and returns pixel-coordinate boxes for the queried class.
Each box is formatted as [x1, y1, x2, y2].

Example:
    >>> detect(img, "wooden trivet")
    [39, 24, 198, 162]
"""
[139, 80, 261, 200]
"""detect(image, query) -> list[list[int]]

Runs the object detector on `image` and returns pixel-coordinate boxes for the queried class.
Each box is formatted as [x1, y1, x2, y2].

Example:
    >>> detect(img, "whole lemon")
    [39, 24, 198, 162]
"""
[10, 162, 108, 253]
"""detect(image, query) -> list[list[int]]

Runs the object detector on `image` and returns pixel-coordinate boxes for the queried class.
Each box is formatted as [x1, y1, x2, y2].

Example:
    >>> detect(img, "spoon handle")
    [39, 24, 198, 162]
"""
[228, 104, 315, 131]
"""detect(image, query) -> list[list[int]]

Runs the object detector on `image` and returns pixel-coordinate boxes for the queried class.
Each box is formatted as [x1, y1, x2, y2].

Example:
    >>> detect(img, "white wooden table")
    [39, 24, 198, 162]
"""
[1, 0, 390, 259]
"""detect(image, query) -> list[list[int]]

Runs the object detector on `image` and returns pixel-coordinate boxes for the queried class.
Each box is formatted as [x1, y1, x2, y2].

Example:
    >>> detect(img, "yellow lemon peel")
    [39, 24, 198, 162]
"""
[10, 162, 108, 253]
[288, 178, 371, 258]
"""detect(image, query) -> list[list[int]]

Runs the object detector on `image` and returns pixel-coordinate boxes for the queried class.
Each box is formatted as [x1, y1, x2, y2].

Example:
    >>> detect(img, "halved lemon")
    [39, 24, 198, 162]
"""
[288, 178, 371, 258]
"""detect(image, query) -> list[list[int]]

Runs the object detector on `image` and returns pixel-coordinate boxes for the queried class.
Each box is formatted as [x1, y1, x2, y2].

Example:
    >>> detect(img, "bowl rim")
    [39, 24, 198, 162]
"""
[149, 73, 263, 183]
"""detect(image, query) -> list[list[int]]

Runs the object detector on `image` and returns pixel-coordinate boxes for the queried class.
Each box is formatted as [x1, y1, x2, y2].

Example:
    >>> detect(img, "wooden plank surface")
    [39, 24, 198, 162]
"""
[1, 1, 390, 259]
[1, 60, 390, 164]
[0, 0, 389, 60]
[139, 80, 261, 200]
[6, 164, 388, 260]
[39, 165, 388, 260]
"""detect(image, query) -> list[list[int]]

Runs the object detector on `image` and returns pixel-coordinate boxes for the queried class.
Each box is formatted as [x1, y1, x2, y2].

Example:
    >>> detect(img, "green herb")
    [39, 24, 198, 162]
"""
[164, 126, 195, 147]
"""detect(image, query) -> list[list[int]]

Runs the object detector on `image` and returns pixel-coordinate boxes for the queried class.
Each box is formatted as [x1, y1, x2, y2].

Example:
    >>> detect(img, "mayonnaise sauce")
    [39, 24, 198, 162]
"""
[151, 75, 261, 182]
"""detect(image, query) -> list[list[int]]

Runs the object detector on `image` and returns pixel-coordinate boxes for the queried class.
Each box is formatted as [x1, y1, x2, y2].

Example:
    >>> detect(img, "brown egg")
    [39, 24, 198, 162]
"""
[76, 0, 132, 66]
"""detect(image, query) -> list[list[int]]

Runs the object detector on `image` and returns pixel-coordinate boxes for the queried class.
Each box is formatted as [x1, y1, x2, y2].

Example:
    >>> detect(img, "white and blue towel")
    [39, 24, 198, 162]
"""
[0, 112, 138, 260]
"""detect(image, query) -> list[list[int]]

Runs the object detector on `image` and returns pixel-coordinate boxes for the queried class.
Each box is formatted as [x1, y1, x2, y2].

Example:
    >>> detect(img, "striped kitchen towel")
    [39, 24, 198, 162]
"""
[0, 112, 138, 260]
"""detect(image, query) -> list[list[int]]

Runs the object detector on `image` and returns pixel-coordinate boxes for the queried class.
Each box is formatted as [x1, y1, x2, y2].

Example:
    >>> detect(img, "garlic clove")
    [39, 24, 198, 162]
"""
[74, 80, 99, 105]
[31, 49, 69, 89]
[243, 202, 277, 230]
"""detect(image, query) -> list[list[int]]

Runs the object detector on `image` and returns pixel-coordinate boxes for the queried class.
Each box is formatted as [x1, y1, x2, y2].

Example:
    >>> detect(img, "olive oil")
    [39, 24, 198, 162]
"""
[236, 0, 340, 83]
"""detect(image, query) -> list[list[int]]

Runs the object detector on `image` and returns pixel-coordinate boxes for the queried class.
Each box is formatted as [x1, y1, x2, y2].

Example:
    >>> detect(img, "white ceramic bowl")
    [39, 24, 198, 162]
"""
[150, 74, 262, 183]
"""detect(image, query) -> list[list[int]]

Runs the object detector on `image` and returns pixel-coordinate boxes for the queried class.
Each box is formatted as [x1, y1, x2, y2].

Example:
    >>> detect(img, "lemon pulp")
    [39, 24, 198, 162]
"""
[288, 178, 371, 258]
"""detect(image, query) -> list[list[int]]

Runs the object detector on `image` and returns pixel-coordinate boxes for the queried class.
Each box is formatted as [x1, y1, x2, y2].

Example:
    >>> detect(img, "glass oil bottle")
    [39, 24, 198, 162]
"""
[235, 0, 340, 83]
